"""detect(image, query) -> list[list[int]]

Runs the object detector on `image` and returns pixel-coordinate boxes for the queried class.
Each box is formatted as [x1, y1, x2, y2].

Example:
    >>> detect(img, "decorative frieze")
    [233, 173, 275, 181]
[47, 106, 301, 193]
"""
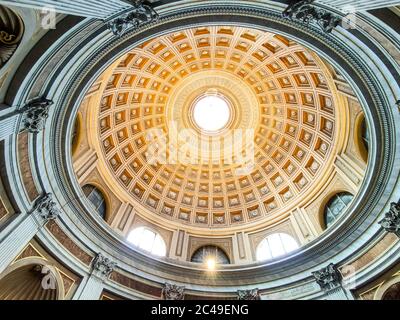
[20, 97, 54, 133]
[312, 263, 342, 292]
[31, 193, 60, 223]
[107, 0, 159, 37]
[282, 0, 342, 33]
[162, 283, 185, 300]
[379, 202, 400, 237]
[46, 220, 93, 266]
[92, 253, 117, 279]
[237, 289, 261, 300]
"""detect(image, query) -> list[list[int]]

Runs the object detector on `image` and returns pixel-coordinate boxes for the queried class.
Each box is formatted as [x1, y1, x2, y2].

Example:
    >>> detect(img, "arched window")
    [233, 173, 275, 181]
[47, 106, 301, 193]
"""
[361, 118, 369, 151]
[82, 184, 107, 220]
[71, 115, 81, 155]
[356, 115, 369, 163]
[191, 245, 230, 265]
[127, 227, 167, 256]
[256, 233, 299, 261]
[324, 192, 354, 228]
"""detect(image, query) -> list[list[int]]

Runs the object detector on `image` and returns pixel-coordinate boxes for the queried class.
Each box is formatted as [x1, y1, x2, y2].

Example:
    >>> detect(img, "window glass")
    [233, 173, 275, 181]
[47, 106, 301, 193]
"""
[256, 233, 299, 261]
[191, 245, 230, 264]
[127, 227, 167, 257]
[82, 185, 107, 219]
[324, 192, 354, 228]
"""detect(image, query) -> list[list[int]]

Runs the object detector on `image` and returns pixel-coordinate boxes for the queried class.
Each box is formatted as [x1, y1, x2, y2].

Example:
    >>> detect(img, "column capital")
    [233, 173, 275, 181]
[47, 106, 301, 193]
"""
[107, 0, 159, 37]
[312, 263, 342, 292]
[282, 0, 342, 33]
[379, 202, 400, 237]
[31, 193, 60, 223]
[237, 289, 261, 300]
[162, 283, 185, 300]
[20, 96, 53, 133]
[92, 253, 117, 280]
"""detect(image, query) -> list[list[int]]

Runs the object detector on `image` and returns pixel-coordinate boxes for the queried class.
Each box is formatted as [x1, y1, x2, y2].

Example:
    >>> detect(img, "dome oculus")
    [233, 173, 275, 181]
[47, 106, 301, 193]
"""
[193, 94, 230, 132]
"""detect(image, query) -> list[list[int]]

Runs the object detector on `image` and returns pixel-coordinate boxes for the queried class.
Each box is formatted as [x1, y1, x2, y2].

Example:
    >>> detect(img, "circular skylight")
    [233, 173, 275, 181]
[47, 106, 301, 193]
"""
[193, 95, 230, 132]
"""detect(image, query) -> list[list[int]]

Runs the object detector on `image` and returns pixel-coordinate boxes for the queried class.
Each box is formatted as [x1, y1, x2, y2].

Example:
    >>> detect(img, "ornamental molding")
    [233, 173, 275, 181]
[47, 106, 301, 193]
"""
[379, 202, 400, 238]
[107, 0, 159, 37]
[92, 253, 117, 279]
[237, 289, 261, 300]
[31, 193, 60, 223]
[14, 4, 397, 285]
[0, 5, 24, 68]
[312, 263, 342, 292]
[20, 96, 54, 133]
[51, 8, 395, 279]
[162, 283, 185, 300]
[282, 0, 342, 33]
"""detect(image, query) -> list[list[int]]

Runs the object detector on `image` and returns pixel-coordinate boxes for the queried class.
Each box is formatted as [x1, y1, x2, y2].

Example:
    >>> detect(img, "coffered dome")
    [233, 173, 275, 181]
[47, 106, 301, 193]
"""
[2, 0, 399, 302]
[77, 26, 347, 231]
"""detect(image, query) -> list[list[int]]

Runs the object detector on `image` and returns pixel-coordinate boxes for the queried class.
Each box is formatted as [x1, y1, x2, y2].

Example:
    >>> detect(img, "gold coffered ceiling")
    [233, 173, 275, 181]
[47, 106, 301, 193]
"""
[82, 26, 346, 229]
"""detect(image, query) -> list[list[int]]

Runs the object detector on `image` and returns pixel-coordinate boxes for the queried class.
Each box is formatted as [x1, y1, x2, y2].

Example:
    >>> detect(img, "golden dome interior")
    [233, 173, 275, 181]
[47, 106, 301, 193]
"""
[74, 26, 356, 232]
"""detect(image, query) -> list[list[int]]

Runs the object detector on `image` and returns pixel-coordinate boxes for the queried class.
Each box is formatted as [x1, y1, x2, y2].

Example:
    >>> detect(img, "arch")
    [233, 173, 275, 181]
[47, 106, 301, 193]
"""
[374, 276, 400, 300]
[4, 1, 397, 293]
[0, 257, 64, 300]
[256, 233, 299, 262]
[382, 283, 400, 300]
[191, 245, 230, 265]
[82, 184, 108, 220]
[323, 192, 354, 229]
[127, 226, 167, 257]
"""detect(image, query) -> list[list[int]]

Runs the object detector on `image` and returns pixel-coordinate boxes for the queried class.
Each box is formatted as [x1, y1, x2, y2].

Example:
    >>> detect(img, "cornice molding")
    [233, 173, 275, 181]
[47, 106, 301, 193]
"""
[2, 1, 399, 296]
[45, 5, 398, 282]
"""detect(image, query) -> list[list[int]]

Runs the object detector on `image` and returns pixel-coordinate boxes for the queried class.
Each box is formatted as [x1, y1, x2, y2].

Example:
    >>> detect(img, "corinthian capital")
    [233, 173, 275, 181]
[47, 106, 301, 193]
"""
[237, 289, 260, 300]
[282, 0, 342, 33]
[20, 96, 53, 133]
[379, 202, 400, 237]
[162, 283, 185, 300]
[107, 0, 159, 37]
[31, 193, 60, 222]
[92, 253, 117, 279]
[312, 263, 342, 292]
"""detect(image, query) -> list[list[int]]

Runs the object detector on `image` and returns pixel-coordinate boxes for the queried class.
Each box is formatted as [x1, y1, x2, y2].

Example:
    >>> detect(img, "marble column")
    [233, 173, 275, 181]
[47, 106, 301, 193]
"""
[75, 253, 117, 300]
[0, 114, 18, 141]
[0, 0, 131, 18]
[0, 193, 60, 274]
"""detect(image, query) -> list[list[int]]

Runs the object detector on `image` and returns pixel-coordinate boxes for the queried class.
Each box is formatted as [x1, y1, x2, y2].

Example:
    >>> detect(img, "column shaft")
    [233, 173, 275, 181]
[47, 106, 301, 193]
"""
[75, 276, 104, 300]
[0, 214, 40, 274]
[0, 0, 131, 18]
